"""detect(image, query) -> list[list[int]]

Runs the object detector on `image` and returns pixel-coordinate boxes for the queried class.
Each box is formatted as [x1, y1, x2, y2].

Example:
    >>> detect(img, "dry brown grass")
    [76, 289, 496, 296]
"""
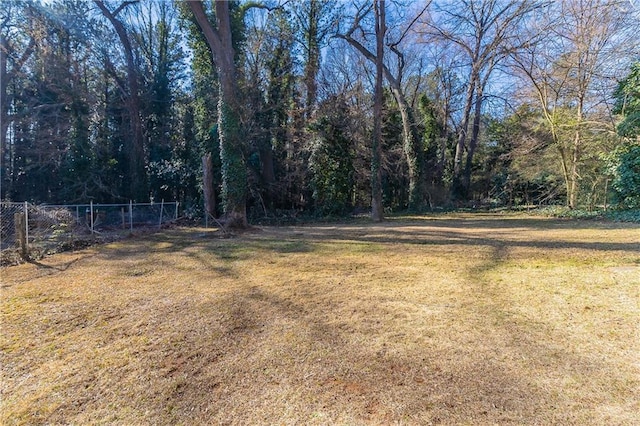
[1, 213, 639, 425]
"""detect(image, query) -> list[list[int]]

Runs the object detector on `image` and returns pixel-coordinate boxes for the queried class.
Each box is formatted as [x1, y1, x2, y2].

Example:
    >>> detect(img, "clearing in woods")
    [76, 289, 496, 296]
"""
[1, 213, 639, 425]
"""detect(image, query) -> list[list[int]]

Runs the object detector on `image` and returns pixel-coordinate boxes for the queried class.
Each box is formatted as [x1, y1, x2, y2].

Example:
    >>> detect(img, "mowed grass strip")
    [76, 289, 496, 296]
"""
[1, 213, 639, 425]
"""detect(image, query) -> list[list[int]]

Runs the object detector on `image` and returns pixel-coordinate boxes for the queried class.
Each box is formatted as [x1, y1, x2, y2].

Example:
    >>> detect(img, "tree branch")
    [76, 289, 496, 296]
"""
[112, 0, 138, 17]
[344, 2, 373, 39]
[186, 0, 223, 63]
[240, 1, 284, 15]
[102, 55, 128, 100]
[6, 37, 35, 80]
[390, 1, 431, 48]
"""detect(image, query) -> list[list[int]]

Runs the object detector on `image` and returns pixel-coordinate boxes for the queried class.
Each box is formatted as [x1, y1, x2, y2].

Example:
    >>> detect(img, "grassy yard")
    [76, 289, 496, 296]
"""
[1, 213, 639, 425]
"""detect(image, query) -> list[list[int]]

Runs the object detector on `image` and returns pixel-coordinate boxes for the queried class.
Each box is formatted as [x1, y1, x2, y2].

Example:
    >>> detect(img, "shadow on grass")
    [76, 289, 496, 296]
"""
[122, 276, 633, 424]
[26, 254, 94, 272]
[5, 215, 638, 424]
[92, 216, 638, 286]
[294, 218, 640, 255]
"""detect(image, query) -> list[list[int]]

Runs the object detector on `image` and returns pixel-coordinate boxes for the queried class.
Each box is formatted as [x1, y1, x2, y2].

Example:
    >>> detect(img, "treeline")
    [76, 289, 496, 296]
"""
[1, 0, 639, 224]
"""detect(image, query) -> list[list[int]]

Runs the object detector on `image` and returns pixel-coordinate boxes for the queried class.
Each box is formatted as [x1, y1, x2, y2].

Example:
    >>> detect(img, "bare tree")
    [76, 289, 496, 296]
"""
[422, 0, 543, 199]
[337, 1, 430, 210]
[295, 0, 338, 118]
[511, 0, 637, 208]
[371, 0, 385, 221]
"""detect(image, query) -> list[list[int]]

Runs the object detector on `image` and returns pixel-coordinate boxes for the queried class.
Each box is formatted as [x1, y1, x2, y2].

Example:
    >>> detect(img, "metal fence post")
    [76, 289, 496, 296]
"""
[129, 200, 133, 233]
[175, 201, 179, 220]
[159, 199, 164, 228]
[15, 202, 30, 258]
[90, 200, 94, 234]
[24, 202, 29, 253]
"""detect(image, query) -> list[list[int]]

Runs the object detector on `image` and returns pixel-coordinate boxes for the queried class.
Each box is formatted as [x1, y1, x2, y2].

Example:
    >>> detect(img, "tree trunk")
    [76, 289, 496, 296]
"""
[202, 153, 216, 219]
[371, 0, 385, 221]
[218, 92, 248, 228]
[95, 1, 146, 201]
[188, 0, 248, 229]
[0, 35, 8, 192]
[436, 92, 450, 184]
[304, 0, 320, 118]
[452, 72, 476, 200]
[569, 128, 580, 209]
[463, 81, 484, 196]
[391, 86, 423, 210]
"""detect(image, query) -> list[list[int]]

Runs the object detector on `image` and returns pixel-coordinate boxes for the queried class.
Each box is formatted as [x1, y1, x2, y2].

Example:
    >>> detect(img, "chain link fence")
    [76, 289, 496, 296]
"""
[1, 201, 179, 265]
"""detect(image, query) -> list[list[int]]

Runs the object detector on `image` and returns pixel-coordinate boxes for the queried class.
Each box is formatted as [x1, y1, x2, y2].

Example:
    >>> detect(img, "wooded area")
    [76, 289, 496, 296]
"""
[1, 0, 639, 226]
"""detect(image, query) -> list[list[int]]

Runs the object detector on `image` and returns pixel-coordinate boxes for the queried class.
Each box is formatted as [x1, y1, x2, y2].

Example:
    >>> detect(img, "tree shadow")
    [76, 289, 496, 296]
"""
[288, 217, 640, 255]
[9, 216, 638, 424]
[128, 278, 632, 424]
[25, 254, 94, 272]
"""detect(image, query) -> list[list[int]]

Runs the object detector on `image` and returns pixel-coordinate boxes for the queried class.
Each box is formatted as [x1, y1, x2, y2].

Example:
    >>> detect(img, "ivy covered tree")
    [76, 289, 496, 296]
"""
[186, 0, 249, 229]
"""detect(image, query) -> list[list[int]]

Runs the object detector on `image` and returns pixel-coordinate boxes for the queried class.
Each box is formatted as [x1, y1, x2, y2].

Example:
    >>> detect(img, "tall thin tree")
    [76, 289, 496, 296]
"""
[423, 0, 543, 199]
[337, 1, 430, 211]
[371, 0, 385, 221]
[95, 0, 147, 201]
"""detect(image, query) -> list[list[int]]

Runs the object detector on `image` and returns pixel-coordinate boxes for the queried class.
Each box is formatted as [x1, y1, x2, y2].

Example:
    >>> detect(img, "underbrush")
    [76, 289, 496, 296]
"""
[0, 228, 166, 267]
[533, 205, 640, 222]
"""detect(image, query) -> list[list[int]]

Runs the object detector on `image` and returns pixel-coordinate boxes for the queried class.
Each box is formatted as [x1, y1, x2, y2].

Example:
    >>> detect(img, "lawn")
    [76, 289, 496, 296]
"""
[1, 213, 639, 425]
